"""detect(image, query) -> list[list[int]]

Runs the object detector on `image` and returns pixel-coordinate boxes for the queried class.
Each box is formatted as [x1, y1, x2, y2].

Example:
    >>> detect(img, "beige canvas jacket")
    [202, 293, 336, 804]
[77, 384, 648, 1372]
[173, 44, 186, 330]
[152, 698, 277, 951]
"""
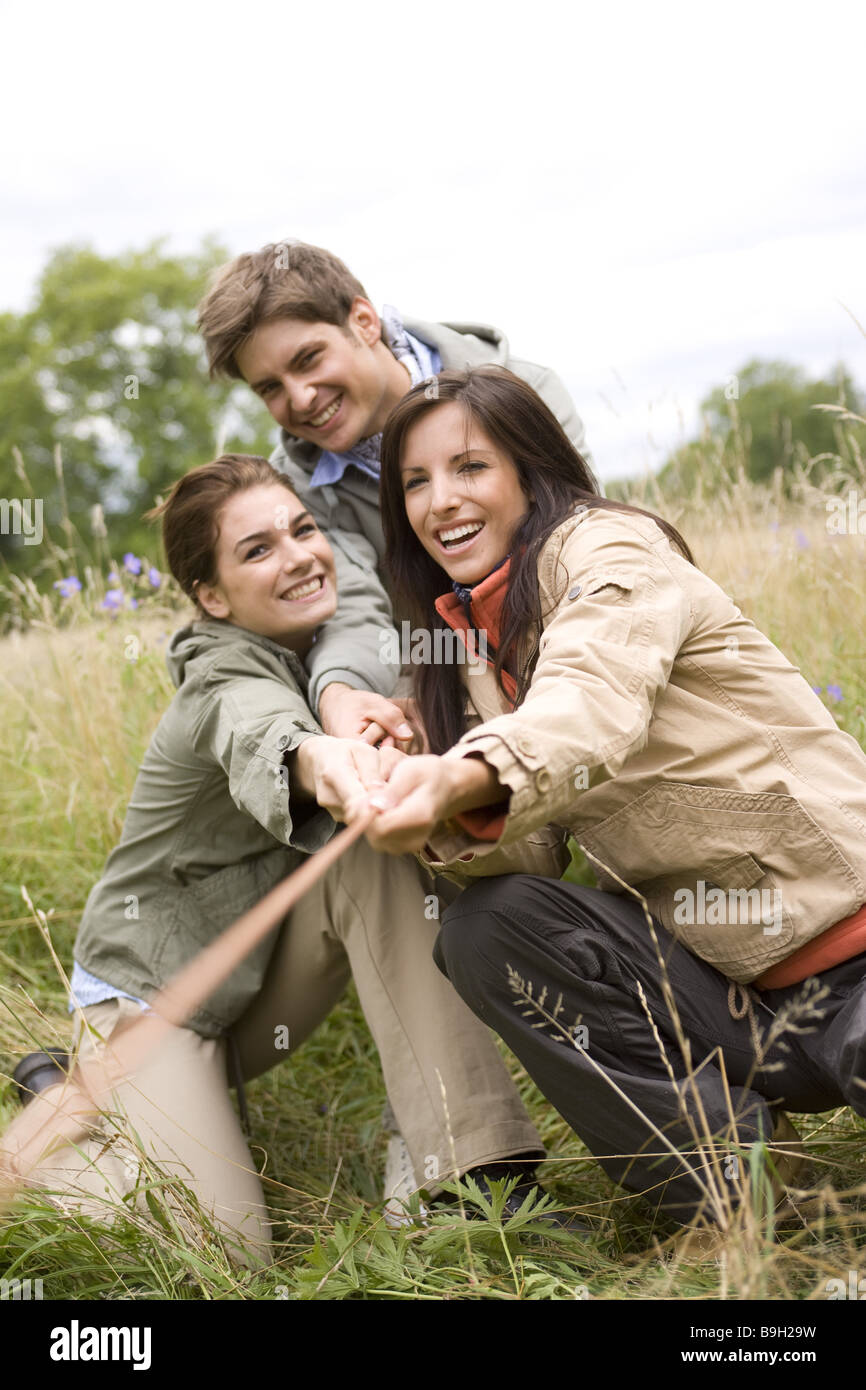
[423, 506, 866, 984]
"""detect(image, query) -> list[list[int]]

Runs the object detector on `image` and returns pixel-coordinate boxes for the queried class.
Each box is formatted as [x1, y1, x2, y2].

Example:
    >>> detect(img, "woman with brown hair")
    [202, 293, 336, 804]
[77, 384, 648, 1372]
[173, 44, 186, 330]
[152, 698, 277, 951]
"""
[362, 365, 866, 1249]
[8, 453, 543, 1264]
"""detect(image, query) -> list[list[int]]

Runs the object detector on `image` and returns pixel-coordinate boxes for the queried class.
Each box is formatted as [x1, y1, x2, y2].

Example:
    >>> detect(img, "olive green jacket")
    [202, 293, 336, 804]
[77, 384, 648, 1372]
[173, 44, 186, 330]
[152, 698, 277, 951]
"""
[73, 619, 335, 1037]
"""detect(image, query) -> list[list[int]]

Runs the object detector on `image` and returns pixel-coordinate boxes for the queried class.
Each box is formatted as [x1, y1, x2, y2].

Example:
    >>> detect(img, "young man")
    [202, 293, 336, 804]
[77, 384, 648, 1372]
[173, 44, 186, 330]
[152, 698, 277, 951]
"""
[196, 244, 594, 1225]
[197, 241, 598, 743]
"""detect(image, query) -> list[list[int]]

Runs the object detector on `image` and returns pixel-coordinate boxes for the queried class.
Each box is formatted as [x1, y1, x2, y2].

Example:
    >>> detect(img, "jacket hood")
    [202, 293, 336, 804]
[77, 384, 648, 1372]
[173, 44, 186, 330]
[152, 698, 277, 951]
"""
[404, 317, 510, 366]
[165, 617, 308, 689]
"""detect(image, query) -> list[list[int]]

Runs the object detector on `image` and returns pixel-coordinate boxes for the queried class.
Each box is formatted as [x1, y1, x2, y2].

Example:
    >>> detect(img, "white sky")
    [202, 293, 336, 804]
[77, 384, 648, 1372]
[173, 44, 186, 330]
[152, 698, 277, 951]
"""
[3, 0, 865, 480]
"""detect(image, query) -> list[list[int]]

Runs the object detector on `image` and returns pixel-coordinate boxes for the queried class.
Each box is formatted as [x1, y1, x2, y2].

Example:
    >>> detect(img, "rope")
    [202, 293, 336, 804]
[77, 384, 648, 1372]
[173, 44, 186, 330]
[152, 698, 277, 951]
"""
[727, 981, 764, 1054]
[0, 808, 378, 1195]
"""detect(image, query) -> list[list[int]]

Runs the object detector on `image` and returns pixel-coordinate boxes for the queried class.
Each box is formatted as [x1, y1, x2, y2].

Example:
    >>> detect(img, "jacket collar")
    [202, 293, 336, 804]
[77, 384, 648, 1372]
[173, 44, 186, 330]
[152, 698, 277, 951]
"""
[166, 616, 310, 691]
[434, 557, 517, 700]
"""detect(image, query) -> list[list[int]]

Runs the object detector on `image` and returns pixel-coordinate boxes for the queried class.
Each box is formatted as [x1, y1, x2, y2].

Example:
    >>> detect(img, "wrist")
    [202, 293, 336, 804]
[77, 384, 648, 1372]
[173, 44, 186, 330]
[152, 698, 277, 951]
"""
[442, 753, 505, 817]
[289, 735, 324, 798]
[318, 681, 352, 713]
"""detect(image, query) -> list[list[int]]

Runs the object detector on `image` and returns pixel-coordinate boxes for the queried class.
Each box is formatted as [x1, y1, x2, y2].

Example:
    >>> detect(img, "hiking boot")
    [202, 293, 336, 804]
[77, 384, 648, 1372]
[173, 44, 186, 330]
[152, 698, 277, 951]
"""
[768, 1110, 806, 1194]
[669, 1223, 731, 1263]
[668, 1111, 807, 1263]
[12, 1049, 71, 1106]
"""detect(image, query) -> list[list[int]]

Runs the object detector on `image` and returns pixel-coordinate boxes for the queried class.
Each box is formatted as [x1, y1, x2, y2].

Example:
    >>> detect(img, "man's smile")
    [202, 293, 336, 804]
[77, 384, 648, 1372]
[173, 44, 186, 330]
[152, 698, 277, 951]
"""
[305, 394, 344, 431]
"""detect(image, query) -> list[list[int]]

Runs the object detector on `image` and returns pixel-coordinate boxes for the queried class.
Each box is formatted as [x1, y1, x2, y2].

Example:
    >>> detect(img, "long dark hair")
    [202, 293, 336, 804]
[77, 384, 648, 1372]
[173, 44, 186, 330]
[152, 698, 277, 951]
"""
[380, 366, 695, 755]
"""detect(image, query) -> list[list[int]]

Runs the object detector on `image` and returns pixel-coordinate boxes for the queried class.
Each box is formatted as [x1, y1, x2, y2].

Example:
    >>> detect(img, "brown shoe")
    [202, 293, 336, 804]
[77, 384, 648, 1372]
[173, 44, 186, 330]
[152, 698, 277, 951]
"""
[669, 1224, 730, 1263]
[666, 1113, 806, 1263]
[768, 1111, 806, 1195]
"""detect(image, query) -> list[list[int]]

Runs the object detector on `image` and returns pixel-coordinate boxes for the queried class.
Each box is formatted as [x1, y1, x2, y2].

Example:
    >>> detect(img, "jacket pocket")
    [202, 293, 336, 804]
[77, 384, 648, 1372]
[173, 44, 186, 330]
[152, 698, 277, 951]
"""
[576, 782, 864, 979]
[154, 847, 296, 1029]
[634, 851, 789, 977]
[549, 570, 636, 645]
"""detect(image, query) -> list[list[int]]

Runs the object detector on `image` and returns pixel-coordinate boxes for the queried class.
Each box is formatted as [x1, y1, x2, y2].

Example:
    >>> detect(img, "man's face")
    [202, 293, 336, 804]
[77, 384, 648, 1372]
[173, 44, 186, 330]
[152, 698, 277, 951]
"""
[235, 298, 410, 452]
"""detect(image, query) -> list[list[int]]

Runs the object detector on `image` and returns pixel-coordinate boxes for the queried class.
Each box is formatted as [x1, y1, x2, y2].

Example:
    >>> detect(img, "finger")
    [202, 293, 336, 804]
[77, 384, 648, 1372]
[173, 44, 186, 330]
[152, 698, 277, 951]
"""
[360, 720, 387, 746]
[349, 742, 393, 790]
[368, 701, 415, 742]
[362, 789, 438, 852]
[377, 746, 409, 779]
[364, 819, 428, 855]
[316, 764, 370, 821]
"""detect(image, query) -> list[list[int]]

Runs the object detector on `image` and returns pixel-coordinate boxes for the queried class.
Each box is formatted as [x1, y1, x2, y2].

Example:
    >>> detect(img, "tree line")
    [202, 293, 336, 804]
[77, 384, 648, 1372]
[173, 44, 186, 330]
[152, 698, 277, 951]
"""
[1, 240, 863, 595]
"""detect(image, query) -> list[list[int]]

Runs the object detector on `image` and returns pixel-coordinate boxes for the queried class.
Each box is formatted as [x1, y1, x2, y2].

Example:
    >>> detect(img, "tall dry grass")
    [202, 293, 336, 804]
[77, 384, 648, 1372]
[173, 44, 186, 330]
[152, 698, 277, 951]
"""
[0, 422, 864, 1299]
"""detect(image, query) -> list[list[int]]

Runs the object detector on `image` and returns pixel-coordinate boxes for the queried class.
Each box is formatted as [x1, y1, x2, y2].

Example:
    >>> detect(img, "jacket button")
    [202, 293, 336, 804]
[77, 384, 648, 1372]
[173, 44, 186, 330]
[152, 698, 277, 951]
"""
[535, 769, 552, 792]
[277, 734, 290, 751]
[517, 735, 535, 757]
[568, 583, 582, 599]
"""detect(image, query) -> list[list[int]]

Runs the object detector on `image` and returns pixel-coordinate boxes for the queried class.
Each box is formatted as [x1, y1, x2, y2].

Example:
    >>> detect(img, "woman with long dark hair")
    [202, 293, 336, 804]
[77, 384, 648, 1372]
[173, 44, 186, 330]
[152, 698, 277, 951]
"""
[363, 365, 866, 1251]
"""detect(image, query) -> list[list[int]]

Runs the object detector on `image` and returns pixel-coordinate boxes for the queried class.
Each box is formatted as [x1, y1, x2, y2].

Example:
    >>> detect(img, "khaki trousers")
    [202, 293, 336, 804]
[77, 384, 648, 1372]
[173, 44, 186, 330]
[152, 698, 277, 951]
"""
[25, 841, 542, 1265]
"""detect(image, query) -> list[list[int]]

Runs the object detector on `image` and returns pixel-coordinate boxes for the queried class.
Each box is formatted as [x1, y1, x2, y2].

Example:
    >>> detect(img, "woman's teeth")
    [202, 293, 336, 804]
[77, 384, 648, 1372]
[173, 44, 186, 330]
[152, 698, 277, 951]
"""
[310, 397, 341, 428]
[281, 576, 323, 600]
[439, 523, 484, 549]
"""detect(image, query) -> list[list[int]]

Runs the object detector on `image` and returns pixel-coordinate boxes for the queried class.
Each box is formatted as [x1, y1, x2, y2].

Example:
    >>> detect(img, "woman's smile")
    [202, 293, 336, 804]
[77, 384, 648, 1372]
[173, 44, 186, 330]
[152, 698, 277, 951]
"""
[434, 520, 486, 556]
[279, 573, 327, 602]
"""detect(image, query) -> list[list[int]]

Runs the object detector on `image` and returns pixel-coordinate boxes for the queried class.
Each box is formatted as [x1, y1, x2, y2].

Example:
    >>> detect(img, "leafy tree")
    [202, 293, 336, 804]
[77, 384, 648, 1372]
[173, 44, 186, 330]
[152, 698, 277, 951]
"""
[0, 240, 274, 583]
[656, 358, 865, 495]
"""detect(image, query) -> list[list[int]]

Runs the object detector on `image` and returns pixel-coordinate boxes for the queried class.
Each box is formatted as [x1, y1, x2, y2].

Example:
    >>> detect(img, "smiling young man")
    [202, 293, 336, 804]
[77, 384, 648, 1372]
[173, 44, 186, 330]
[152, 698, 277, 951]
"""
[197, 241, 598, 743]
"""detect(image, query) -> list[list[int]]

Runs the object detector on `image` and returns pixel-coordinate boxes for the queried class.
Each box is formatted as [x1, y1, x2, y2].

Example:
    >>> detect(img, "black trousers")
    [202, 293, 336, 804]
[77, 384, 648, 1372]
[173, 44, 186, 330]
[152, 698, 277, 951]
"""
[434, 875, 866, 1224]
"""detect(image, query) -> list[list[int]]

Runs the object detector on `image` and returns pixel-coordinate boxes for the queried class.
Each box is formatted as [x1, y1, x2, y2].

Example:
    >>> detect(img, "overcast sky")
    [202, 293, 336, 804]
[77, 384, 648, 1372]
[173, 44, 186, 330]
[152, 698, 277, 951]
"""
[3, 0, 865, 480]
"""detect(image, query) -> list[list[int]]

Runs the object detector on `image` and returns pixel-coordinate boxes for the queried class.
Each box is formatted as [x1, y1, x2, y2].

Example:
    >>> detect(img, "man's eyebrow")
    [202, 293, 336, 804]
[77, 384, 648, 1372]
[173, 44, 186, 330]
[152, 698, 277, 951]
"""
[233, 513, 314, 552]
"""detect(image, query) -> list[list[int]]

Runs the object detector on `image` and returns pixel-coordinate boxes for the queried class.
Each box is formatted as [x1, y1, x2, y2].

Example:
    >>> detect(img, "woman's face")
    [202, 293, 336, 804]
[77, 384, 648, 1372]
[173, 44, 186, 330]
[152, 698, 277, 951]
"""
[196, 483, 337, 653]
[399, 402, 532, 584]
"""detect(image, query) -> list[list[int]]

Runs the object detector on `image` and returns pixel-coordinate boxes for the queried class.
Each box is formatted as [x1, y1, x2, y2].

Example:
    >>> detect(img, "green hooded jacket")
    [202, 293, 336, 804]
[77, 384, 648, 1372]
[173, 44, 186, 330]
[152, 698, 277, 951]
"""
[73, 619, 336, 1037]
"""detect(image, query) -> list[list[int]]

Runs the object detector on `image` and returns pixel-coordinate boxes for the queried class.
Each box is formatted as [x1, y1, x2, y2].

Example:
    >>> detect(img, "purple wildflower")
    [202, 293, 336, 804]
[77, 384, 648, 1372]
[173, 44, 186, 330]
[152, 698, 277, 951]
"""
[123, 553, 142, 576]
[107, 569, 120, 584]
[148, 566, 161, 588]
[53, 575, 82, 598]
[102, 588, 124, 611]
[826, 684, 843, 703]
[129, 597, 138, 609]
[795, 528, 810, 550]
[811, 685, 823, 695]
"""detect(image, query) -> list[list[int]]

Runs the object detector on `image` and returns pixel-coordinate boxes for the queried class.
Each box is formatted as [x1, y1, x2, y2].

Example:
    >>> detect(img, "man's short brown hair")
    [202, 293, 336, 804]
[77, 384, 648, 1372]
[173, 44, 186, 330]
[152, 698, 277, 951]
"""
[197, 240, 371, 380]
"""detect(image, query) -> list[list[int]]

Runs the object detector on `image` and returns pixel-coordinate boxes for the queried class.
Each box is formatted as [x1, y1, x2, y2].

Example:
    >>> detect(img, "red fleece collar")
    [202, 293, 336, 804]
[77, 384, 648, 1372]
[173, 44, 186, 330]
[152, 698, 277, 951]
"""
[434, 558, 516, 700]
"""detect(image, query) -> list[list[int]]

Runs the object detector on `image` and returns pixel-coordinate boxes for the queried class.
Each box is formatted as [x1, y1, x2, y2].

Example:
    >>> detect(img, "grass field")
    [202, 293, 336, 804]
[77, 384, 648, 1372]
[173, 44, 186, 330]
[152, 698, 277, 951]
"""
[0, 441, 864, 1301]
